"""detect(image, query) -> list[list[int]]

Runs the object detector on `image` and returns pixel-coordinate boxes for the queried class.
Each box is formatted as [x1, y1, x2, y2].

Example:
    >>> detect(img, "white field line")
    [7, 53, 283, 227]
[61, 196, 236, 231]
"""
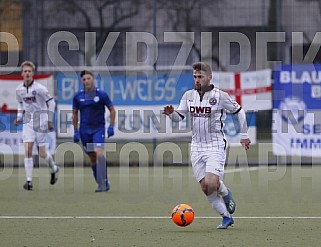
[0, 216, 321, 219]
[224, 166, 266, 174]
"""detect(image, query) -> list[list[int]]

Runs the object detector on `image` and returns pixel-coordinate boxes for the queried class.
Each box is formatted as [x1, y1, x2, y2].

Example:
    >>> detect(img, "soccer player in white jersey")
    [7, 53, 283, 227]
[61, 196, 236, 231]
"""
[163, 62, 251, 229]
[14, 61, 59, 191]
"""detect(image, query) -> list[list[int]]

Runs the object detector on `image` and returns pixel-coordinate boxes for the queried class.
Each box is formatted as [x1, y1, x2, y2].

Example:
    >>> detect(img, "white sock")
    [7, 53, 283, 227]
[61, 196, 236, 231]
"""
[24, 158, 33, 182]
[45, 152, 57, 173]
[218, 180, 228, 197]
[207, 192, 230, 217]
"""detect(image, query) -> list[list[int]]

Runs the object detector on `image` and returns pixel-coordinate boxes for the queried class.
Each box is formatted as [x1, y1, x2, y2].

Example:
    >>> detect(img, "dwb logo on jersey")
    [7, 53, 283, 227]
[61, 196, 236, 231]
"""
[190, 106, 211, 113]
[23, 96, 36, 103]
[190, 106, 211, 118]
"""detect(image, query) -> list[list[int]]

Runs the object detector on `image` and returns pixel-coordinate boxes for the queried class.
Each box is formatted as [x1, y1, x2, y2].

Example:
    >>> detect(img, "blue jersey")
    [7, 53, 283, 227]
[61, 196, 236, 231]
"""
[73, 88, 113, 132]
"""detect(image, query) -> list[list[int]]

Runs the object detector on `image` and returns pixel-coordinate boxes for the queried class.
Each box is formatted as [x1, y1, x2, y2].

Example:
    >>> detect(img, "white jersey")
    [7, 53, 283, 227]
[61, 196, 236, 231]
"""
[177, 87, 241, 151]
[16, 81, 53, 128]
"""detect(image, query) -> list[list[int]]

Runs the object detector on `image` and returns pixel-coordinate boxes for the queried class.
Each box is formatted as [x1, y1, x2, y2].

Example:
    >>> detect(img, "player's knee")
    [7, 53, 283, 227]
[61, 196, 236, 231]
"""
[95, 149, 104, 157]
[200, 182, 207, 194]
[200, 181, 216, 196]
[201, 184, 211, 196]
[208, 183, 219, 195]
[214, 179, 220, 191]
[200, 179, 207, 194]
[208, 174, 220, 190]
[38, 147, 47, 159]
[24, 145, 33, 157]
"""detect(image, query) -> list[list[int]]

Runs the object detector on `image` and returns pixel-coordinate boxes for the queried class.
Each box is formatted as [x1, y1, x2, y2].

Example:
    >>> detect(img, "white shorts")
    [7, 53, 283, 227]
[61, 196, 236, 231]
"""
[22, 122, 48, 146]
[191, 148, 226, 182]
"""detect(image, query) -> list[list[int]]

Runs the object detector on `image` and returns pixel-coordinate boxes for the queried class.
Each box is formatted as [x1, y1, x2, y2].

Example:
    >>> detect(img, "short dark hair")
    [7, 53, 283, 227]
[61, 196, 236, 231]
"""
[80, 70, 94, 78]
[192, 62, 212, 76]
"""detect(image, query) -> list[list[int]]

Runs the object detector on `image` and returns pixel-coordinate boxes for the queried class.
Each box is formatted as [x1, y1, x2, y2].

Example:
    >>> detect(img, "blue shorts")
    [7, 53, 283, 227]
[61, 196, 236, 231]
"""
[80, 127, 105, 153]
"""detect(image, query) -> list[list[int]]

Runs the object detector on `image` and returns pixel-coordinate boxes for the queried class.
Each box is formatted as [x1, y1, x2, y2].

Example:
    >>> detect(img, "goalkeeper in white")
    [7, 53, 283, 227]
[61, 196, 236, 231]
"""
[14, 61, 59, 191]
[163, 62, 251, 229]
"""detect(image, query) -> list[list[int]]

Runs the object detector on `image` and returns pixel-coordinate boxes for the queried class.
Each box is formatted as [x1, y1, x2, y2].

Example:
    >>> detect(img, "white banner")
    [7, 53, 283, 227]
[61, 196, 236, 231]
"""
[57, 104, 255, 146]
[212, 69, 272, 111]
[57, 104, 191, 140]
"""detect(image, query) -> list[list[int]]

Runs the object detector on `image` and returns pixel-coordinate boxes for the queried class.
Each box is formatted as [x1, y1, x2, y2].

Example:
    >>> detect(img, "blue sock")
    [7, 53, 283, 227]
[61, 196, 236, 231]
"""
[91, 164, 98, 183]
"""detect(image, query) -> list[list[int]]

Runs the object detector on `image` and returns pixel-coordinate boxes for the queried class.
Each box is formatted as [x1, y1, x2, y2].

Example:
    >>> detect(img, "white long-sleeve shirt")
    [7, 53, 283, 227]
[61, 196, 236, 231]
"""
[171, 87, 248, 151]
[16, 80, 55, 128]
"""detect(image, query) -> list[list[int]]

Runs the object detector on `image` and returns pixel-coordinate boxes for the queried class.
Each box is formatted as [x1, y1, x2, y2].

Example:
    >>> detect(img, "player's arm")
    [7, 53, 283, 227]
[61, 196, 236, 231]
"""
[107, 105, 116, 138]
[163, 105, 185, 122]
[14, 101, 24, 126]
[72, 94, 80, 142]
[162, 92, 188, 122]
[46, 98, 56, 131]
[234, 107, 251, 150]
[39, 86, 55, 131]
[72, 109, 80, 142]
[220, 91, 251, 150]
[108, 105, 115, 127]
[72, 109, 79, 129]
[72, 93, 80, 130]
[102, 92, 116, 138]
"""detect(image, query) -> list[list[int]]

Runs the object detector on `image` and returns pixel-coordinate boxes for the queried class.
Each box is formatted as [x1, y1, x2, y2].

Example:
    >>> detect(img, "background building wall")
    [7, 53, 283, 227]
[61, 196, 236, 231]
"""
[1, 0, 321, 69]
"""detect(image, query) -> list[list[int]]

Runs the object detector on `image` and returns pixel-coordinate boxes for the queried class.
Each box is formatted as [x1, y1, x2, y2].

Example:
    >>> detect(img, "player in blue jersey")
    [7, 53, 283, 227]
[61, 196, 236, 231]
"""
[72, 70, 116, 192]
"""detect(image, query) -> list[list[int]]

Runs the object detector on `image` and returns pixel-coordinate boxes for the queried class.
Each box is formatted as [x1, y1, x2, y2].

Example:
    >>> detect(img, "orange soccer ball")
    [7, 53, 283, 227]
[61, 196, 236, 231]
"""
[171, 204, 194, 227]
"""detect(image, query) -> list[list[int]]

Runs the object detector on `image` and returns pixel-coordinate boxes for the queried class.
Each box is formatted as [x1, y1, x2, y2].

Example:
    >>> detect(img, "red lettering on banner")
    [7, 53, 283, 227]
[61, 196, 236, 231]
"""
[1, 104, 17, 113]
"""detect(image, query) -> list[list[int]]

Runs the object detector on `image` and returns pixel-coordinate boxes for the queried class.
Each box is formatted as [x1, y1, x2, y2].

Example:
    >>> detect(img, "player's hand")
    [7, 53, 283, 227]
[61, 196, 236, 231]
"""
[48, 121, 54, 131]
[73, 128, 80, 143]
[240, 138, 251, 150]
[107, 125, 114, 138]
[163, 105, 174, 115]
[14, 117, 21, 126]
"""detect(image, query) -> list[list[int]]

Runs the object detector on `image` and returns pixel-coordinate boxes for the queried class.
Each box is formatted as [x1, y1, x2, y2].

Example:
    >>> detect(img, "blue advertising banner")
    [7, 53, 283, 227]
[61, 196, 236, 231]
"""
[56, 71, 256, 144]
[56, 72, 193, 105]
[273, 64, 321, 157]
[56, 72, 194, 139]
